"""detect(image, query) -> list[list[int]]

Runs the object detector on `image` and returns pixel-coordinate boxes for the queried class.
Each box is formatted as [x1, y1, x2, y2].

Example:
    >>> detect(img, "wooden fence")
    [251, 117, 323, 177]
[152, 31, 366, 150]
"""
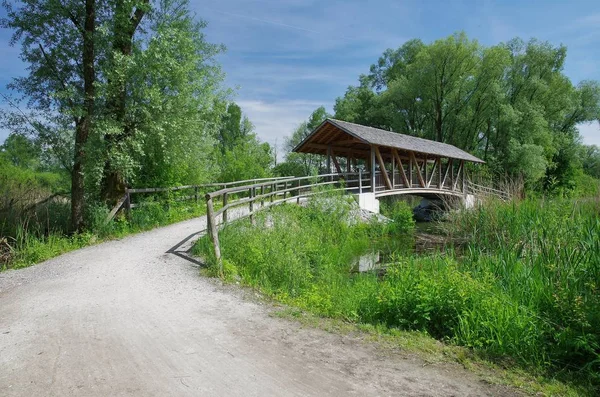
[105, 171, 510, 272]
[105, 176, 297, 223]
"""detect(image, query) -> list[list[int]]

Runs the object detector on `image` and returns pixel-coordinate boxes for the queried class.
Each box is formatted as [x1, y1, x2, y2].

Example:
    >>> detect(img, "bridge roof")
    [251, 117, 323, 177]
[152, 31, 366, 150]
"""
[293, 119, 484, 163]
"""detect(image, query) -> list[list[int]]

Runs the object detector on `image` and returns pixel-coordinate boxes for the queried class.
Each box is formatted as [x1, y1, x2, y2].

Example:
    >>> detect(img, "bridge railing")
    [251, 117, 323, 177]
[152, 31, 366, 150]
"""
[204, 171, 369, 264]
[466, 181, 511, 201]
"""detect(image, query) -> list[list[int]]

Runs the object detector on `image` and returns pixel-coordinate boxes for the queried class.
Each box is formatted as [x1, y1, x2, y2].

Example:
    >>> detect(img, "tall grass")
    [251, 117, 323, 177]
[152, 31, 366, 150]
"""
[447, 198, 600, 376]
[194, 194, 600, 392]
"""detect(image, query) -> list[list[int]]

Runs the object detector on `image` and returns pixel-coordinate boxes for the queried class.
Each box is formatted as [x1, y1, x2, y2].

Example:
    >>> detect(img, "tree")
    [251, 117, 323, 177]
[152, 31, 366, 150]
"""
[332, 32, 600, 190]
[279, 106, 329, 176]
[0, 133, 40, 169]
[100, 0, 150, 203]
[2, 0, 229, 229]
[216, 114, 274, 182]
[2, 0, 98, 231]
[580, 144, 600, 179]
[118, 0, 227, 188]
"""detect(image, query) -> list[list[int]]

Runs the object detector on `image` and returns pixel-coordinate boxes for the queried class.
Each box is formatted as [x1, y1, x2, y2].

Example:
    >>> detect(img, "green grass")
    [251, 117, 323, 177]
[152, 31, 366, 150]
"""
[194, 193, 600, 395]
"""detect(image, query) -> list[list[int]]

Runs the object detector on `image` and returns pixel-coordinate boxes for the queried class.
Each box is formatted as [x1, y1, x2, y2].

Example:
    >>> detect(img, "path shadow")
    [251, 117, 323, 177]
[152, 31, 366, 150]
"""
[166, 229, 207, 268]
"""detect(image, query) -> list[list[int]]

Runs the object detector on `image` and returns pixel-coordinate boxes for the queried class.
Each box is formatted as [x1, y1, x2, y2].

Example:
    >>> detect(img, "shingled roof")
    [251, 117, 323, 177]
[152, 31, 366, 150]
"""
[293, 119, 484, 163]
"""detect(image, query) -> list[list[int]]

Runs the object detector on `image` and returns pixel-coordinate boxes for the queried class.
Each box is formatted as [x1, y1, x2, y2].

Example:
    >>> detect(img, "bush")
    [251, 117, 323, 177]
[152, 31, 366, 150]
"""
[381, 199, 415, 233]
[195, 193, 600, 390]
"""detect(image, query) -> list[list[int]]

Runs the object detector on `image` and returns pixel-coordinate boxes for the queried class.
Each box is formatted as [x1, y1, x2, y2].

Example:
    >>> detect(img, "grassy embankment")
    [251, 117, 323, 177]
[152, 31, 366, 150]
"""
[194, 192, 600, 395]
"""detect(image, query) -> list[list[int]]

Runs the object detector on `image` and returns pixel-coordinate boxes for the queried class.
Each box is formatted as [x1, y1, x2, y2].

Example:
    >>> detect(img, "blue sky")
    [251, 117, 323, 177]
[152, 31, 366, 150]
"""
[1, 0, 599, 150]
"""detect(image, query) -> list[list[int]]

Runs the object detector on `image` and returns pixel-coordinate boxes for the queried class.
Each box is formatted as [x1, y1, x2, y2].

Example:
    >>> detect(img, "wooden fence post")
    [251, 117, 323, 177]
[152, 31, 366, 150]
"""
[249, 187, 255, 225]
[296, 179, 301, 204]
[125, 190, 132, 219]
[194, 186, 199, 203]
[358, 169, 363, 194]
[223, 193, 228, 223]
[260, 185, 265, 207]
[205, 196, 222, 271]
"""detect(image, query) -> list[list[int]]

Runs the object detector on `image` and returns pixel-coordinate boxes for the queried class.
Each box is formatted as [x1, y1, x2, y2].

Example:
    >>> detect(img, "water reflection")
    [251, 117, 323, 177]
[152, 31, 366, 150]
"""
[352, 222, 464, 274]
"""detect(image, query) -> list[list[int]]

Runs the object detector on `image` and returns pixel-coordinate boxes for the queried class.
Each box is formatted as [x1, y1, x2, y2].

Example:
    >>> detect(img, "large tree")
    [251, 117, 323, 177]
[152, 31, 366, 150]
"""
[333, 33, 600, 190]
[2, 0, 229, 230]
[2, 0, 99, 231]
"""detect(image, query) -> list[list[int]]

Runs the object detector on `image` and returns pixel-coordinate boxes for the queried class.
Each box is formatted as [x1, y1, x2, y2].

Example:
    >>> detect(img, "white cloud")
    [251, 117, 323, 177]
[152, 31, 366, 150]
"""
[578, 122, 600, 146]
[237, 99, 326, 159]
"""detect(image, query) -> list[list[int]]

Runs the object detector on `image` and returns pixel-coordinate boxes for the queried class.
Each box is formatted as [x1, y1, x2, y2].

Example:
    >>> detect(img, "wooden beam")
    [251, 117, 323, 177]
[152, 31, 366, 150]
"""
[391, 153, 395, 188]
[441, 158, 452, 188]
[409, 151, 426, 188]
[392, 149, 410, 187]
[461, 160, 466, 193]
[370, 146, 376, 191]
[427, 157, 438, 188]
[453, 160, 463, 191]
[408, 154, 413, 187]
[333, 139, 362, 145]
[438, 158, 443, 189]
[330, 149, 342, 173]
[374, 146, 393, 190]
[423, 154, 429, 187]
[449, 158, 454, 189]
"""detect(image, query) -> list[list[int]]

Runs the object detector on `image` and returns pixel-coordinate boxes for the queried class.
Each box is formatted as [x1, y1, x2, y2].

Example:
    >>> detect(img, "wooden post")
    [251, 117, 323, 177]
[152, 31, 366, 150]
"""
[271, 183, 275, 203]
[450, 159, 455, 190]
[374, 146, 392, 190]
[391, 153, 396, 189]
[124, 190, 132, 219]
[358, 168, 363, 194]
[249, 187, 255, 225]
[408, 154, 413, 187]
[461, 160, 466, 193]
[260, 185, 265, 207]
[326, 145, 332, 180]
[206, 196, 222, 271]
[194, 186, 199, 203]
[283, 181, 287, 200]
[409, 151, 426, 188]
[358, 168, 363, 193]
[222, 193, 228, 223]
[346, 156, 351, 173]
[423, 154, 429, 187]
[438, 158, 443, 189]
[392, 149, 409, 188]
[296, 179, 301, 204]
[370, 146, 376, 192]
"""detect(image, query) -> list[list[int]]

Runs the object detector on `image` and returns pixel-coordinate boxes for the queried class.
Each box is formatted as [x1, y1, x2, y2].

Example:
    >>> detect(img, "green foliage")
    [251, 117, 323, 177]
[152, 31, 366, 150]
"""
[196, 194, 600, 391]
[217, 134, 274, 182]
[281, 107, 330, 176]
[380, 199, 415, 233]
[0, 155, 68, 238]
[447, 198, 600, 378]
[330, 32, 600, 191]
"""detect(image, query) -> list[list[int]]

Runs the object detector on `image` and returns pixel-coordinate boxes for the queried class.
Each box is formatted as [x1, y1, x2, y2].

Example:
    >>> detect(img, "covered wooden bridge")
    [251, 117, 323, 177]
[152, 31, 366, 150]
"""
[293, 119, 484, 198]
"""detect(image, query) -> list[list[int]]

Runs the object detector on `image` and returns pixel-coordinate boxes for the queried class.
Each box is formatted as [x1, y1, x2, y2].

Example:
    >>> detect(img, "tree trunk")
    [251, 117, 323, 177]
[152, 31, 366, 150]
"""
[71, 0, 96, 232]
[100, 0, 149, 205]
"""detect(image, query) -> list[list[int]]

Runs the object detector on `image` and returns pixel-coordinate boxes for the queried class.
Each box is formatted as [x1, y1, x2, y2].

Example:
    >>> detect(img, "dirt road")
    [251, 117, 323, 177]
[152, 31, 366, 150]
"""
[0, 216, 515, 396]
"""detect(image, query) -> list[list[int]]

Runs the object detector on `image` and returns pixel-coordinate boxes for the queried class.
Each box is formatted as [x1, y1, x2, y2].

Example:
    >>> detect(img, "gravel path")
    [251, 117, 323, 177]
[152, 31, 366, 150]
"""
[0, 214, 516, 396]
